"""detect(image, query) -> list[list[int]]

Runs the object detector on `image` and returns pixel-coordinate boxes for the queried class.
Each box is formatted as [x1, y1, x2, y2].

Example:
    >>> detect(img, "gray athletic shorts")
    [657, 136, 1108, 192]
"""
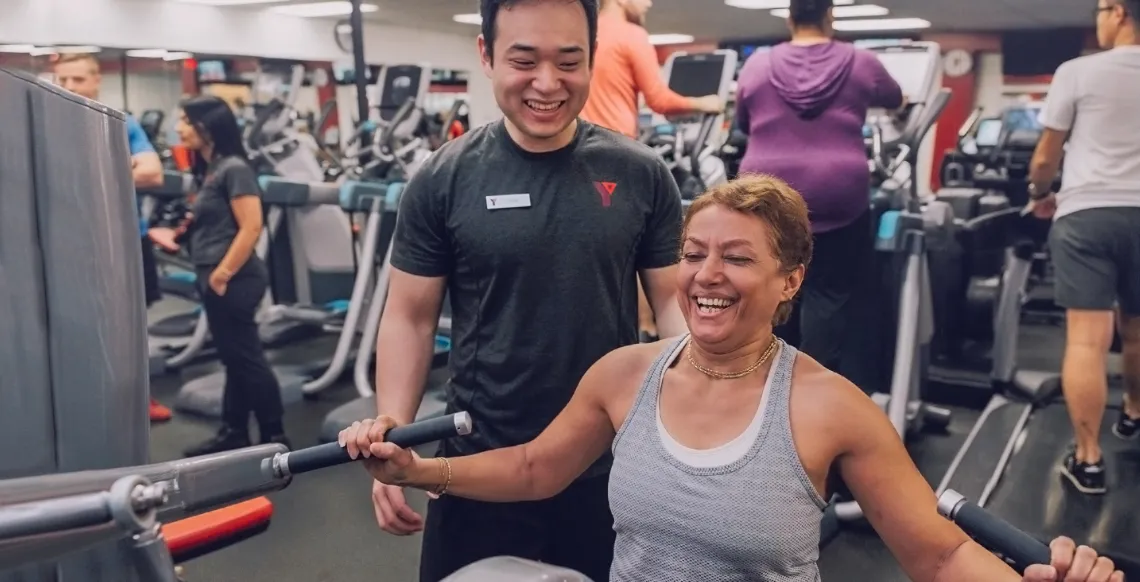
[1050, 206, 1140, 315]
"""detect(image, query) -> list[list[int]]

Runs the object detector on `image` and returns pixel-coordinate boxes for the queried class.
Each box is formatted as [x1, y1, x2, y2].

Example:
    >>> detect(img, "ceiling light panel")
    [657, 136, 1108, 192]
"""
[771, 4, 890, 18]
[649, 34, 696, 45]
[726, 0, 853, 9]
[269, 1, 378, 17]
[176, 0, 289, 5]
[453, 13, 482, 25]
[832, 17, 931, 31]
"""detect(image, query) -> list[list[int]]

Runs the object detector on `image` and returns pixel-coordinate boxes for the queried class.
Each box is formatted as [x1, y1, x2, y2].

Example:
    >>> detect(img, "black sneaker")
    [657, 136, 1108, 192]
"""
[1112, 410, 1140, 440]
[1059, 452, 1107, 495]
[183, 427, 251, 458]
[262, 433, 293, 450]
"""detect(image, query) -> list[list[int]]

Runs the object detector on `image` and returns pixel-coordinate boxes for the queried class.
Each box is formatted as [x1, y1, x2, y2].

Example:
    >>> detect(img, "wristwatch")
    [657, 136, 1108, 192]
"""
[1027, 183, 1046, 201]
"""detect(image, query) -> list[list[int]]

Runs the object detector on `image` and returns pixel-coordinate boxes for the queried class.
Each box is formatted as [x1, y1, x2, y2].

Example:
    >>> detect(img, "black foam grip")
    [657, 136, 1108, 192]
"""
[282, 413, 467, 476]
[954, 502, 1051, 570]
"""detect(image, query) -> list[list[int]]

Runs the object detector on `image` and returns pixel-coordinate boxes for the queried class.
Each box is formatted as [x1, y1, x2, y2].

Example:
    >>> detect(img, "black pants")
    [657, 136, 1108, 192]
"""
[776, 210, 881, 393]
[141, 236, 162, 307]
[419, 467, 615, 582]
[196, 260, 284, 433]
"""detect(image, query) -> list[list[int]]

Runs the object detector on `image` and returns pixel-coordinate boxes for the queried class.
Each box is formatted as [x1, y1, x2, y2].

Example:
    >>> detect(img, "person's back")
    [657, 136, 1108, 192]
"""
[1046, 46, 1140, 219]
[735, 41, 901, 233]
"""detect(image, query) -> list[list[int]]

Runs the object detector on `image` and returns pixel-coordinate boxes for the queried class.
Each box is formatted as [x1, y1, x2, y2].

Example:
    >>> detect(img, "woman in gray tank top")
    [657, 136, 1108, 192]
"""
[341, 175, 1120, 582]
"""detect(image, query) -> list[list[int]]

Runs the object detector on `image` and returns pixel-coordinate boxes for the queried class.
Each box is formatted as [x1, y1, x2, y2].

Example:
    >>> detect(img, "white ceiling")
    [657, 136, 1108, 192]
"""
[302, 0, 1097, 41]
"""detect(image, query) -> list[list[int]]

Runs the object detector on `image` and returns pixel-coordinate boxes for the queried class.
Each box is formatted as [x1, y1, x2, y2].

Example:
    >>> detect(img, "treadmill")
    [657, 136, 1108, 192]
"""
[643, 49, 737, 207]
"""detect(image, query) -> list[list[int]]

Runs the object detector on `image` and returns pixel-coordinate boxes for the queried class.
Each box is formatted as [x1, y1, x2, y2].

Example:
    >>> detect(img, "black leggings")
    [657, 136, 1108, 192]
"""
[776, 210, 882, 393]
[196, 260, 284, 434]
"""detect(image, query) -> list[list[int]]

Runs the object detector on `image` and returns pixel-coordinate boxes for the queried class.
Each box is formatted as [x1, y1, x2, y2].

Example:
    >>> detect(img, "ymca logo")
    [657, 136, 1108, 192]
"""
[593, 181, 617, 207]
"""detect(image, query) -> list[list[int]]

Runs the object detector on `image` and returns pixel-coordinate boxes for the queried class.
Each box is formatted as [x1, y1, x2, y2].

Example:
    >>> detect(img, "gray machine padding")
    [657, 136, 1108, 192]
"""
[260, 176, 312, 206]
[260, 176, 343, 207]
[319, 388, 449, 443]
[0, 69, 149, 582]
[339, 180, 401, 212]
[441, 557, 594, 582]
[175, 369, 307, 418]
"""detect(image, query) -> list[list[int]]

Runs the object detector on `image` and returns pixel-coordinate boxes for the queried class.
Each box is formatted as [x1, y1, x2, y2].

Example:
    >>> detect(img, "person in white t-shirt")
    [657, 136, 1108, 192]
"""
[1029, 0, 1140, 496]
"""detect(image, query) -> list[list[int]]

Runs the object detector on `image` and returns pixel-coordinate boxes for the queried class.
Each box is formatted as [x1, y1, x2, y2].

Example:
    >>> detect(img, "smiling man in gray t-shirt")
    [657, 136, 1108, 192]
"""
[1029, 0, 1140, 496]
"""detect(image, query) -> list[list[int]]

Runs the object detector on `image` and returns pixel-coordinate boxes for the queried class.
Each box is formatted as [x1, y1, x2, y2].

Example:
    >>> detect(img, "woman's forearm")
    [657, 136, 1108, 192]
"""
[216, 227, 260, 276]
[399, 445, 547, 502]
[933, 540, 1021, 582]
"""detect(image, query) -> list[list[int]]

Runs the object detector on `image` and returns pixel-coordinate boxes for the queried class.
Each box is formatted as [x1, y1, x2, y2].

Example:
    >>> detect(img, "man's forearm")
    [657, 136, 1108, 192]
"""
[133, 166, 162, 189]
[132, 154, 164, 189]
[375, 316, 437, 424]
[1029, 157, 1060, 198]
[651, 293, 686, 337]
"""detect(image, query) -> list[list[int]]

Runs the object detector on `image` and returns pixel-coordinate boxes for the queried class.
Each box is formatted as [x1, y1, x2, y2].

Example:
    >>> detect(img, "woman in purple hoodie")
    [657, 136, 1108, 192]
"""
[734, 0, 905, 393]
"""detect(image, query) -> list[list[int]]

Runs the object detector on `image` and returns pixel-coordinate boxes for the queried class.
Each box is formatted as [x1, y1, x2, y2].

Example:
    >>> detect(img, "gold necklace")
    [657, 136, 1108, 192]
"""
[686, 336, 779, 380]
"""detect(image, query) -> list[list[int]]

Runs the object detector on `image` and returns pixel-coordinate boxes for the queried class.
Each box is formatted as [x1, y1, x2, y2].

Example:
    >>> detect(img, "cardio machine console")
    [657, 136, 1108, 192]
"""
[655, 50, 738, 152]
[862, 42, 942, 152]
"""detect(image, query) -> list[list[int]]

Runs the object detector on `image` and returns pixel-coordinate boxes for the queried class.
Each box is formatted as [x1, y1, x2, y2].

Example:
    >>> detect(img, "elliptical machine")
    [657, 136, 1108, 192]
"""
[642, 113, 728, 200]
[640, 49, 738, 204]
[822, 41, 955, 533]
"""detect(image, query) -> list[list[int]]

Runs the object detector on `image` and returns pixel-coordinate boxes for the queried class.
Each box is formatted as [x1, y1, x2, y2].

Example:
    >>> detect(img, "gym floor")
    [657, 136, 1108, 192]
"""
[147, 299, 1134, 582]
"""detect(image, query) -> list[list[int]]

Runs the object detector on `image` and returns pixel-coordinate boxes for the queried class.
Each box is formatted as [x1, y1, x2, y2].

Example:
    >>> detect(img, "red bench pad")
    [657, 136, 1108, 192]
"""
[163, 497, 273, 562]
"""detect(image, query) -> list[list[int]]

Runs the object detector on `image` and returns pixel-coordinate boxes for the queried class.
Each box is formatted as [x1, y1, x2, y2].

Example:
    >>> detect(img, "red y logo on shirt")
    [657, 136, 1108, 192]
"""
[594, 181, 617, 207]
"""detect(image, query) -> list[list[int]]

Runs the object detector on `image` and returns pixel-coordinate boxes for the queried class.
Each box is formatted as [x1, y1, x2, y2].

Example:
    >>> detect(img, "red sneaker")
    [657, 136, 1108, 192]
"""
[150, 399, 173, 422]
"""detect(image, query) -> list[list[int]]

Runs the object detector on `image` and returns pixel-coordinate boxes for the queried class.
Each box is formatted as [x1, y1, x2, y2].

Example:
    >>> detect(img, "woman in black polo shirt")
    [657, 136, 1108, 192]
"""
[175, 95, 290, 456]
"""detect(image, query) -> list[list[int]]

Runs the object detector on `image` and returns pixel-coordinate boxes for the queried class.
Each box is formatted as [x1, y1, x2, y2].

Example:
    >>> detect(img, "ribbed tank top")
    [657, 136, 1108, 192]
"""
[608, 335, 828, 582]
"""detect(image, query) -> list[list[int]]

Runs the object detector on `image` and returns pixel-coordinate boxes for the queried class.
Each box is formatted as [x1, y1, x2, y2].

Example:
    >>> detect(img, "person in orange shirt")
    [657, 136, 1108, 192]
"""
[582, 0, 723, 340]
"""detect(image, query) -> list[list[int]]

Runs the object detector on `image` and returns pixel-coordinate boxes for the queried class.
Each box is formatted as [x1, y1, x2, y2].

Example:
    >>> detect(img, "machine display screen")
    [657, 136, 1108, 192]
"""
[974, 119, 1003, 148]
[875, 50, 931, 101]
[668, 55, 728, 98]
[197, 60, 230, 83]
[380, 66, 425, 109]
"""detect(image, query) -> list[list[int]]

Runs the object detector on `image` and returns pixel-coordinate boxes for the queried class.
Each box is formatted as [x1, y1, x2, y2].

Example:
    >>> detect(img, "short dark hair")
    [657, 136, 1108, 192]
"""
[1124, 0, 1140, 24]
[789, 0, 833, 28]
[480, 0, 599, 65]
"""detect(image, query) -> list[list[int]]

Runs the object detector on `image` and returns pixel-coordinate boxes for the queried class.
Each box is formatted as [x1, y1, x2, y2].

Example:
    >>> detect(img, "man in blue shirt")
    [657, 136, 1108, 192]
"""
[55, 54, 171, 422]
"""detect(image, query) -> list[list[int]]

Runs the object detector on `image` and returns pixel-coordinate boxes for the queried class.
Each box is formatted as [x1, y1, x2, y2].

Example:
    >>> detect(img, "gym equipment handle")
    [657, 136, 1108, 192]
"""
[276, 412, 473, 477]
[938, 490, 1049, 569]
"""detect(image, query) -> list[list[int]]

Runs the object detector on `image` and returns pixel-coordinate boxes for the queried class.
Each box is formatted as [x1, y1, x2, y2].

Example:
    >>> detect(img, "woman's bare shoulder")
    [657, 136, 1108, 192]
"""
[584, 338, 678, 404]
[595, 338, 675, 380]
[788, 351, 884, 433]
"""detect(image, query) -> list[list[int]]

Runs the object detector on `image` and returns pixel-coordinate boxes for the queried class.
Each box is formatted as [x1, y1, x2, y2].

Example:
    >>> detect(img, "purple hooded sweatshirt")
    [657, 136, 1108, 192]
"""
[735, 41, 904, 233]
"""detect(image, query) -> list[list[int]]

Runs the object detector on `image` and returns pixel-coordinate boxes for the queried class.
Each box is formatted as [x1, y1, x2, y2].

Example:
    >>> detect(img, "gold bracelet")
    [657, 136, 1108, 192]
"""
[434, 457, 452, 496]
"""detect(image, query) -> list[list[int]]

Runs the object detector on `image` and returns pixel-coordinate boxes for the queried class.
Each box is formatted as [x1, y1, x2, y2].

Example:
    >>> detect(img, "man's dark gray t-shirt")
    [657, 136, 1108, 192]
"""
[188, 156, 262, 266]
[391, 120, 683, 471]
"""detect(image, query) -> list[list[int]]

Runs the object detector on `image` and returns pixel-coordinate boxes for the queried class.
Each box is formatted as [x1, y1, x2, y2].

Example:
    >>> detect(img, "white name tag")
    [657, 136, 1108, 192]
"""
[486, 194, 532, 210]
